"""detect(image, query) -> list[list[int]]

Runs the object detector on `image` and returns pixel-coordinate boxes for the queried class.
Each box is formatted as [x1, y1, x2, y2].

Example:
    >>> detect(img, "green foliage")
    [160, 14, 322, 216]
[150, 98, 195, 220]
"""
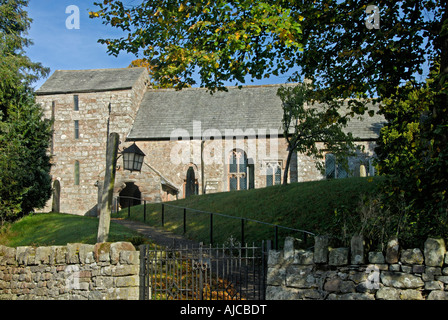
[375, 66, 448, 247]
[128, 58, 191, 88]
[92, 0, 448, 245]
[0, 0, 49, 116]
[295, 1, 442, 99]
[0, 98, 53, 223]
[113, 177, 384, 247]
[91, 1, 442, 99]
[90, 0, 303, 91]
[277, 83, 357, 183]
[0, 0, 52, 225]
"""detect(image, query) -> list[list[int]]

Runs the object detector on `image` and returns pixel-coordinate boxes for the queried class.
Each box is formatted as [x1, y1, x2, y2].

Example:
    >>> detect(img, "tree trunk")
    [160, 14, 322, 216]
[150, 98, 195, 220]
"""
[282, 146, 294, 185]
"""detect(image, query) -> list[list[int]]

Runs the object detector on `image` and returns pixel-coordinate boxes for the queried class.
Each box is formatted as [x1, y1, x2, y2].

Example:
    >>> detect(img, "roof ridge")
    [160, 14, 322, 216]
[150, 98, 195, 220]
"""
[52, 67, 146, 72]
[145, 82, 299, 93]
[35, 67, 148, 95]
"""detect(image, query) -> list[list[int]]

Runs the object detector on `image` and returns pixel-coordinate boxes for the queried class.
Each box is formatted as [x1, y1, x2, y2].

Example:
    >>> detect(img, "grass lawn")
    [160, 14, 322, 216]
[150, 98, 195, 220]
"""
[113, 176, 384, 247]
[0, 212, 144, 247]
[1, 177, 383, 248]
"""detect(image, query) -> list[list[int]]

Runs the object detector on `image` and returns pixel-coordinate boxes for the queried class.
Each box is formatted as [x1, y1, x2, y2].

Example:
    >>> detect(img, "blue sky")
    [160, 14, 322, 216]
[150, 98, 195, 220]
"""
[25, 2, 433, 92]
[26, 0, 136, 90]
[25, 0, 295, 90]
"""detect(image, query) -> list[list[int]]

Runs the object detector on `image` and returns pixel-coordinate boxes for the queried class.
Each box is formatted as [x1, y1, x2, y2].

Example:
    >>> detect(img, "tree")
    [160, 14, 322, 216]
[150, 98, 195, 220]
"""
[91, 1, 442, 97]
[0, 0, 52, 225]
[0, 94, 52, 224]
[368, 2, 448, 244]
[93, 0, 448, 242]
[90, 0, 303, 91]
[375, 65, 448, 245]
[0, 0, 48, 117]
[295, 0, 448, 244]
[128, 58, 190, 88]
[278, 83, 356, 185]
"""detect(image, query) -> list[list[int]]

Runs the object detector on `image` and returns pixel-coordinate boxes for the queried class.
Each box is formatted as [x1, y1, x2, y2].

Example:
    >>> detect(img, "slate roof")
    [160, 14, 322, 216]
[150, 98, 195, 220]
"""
[127, 84, 386, 141]
[36, 68, 147, 95]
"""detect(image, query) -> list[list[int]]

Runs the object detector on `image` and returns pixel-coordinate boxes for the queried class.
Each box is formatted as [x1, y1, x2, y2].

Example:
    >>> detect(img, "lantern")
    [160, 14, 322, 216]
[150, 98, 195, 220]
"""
[122, 143, 145, 172]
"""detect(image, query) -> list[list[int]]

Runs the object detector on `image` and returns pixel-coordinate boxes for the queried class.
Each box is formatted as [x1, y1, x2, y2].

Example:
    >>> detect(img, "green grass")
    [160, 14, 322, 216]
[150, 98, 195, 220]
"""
[0, 177, 383, 248]
[0, 212, 144, 247]
[113, 176, 384, 247]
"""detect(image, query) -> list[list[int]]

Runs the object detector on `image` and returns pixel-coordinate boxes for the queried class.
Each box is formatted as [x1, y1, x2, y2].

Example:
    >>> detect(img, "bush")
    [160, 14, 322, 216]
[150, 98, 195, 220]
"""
[375, 75, 448, 247]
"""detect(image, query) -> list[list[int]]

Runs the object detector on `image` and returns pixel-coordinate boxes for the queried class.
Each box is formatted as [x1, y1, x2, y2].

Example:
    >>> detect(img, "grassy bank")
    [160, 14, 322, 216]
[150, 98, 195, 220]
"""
[0, 212, 143, 247]
[0, 177, 384, 248]
[113, 177, 384, 246]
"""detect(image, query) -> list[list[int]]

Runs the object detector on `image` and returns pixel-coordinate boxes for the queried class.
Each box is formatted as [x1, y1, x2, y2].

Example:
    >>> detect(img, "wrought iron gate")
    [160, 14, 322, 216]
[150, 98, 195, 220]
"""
[139, 241, 269, 300]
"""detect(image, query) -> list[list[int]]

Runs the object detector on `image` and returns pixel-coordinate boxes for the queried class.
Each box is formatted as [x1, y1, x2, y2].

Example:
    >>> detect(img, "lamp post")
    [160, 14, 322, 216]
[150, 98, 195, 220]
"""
[97, 134, 145, 243]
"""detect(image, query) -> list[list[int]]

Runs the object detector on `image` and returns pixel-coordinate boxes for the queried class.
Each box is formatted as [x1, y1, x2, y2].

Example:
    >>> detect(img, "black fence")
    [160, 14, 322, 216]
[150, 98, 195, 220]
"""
[140, 241, 270, 300]
[113, 196, 315, 250]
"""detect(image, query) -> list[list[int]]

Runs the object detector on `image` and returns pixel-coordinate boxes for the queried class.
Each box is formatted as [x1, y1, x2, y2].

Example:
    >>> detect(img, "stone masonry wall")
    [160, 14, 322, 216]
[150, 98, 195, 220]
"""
[135, 139, 376, 199]
[267, 236, 448, 300]
[0, 242, 139, 300]
[36, 70, 149, 215]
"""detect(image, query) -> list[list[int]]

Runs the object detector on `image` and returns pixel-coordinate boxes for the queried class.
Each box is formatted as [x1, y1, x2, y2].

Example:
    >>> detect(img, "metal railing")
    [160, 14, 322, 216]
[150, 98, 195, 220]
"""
[140, 241, 269, 300]
[113, 196, 315, 250]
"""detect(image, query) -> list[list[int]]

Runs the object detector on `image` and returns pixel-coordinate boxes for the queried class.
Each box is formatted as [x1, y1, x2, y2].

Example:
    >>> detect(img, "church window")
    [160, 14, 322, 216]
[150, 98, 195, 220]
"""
[228, 149, 247, 191]
[74, 120, 79, 139]
[368, 157, 376, 176]
[50, 101, 55, 154]
[74, 95, 79, 111]
[74, 161, 80, 185]
[266, 162, 282, 186]
[325, 153, 348, 179]
[184, 166, 199, 198]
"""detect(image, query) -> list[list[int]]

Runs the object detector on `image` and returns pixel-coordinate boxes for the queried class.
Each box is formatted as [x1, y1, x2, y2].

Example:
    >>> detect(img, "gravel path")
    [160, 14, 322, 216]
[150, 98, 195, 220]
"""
[111, 218, 201, 248]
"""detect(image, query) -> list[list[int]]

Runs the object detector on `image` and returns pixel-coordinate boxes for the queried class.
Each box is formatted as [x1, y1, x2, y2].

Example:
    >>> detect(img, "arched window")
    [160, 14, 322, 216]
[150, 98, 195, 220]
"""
[368, 157, 376, 176]
[266, 162, 282, 186]
[183, 164, 199, 198]
[185, 166, 198, 197]
[228, 149, 247, 191]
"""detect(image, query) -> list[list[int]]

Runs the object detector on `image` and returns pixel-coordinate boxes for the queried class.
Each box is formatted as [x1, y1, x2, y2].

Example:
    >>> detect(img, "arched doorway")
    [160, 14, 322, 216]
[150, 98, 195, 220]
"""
[185, 166, 198, 198]
[119, 182, 141, 208]
[51, 180, 61, 213]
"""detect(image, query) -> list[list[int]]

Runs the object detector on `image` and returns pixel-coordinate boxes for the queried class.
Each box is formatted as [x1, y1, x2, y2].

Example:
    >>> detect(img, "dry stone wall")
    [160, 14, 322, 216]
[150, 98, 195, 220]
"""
[0, 242, 139, 300]
[267, 236, 448, 300]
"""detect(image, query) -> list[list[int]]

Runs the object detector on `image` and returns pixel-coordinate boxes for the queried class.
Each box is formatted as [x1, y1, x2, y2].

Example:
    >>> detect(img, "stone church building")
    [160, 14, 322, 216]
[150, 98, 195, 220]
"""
[35, 67, 385, 216]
